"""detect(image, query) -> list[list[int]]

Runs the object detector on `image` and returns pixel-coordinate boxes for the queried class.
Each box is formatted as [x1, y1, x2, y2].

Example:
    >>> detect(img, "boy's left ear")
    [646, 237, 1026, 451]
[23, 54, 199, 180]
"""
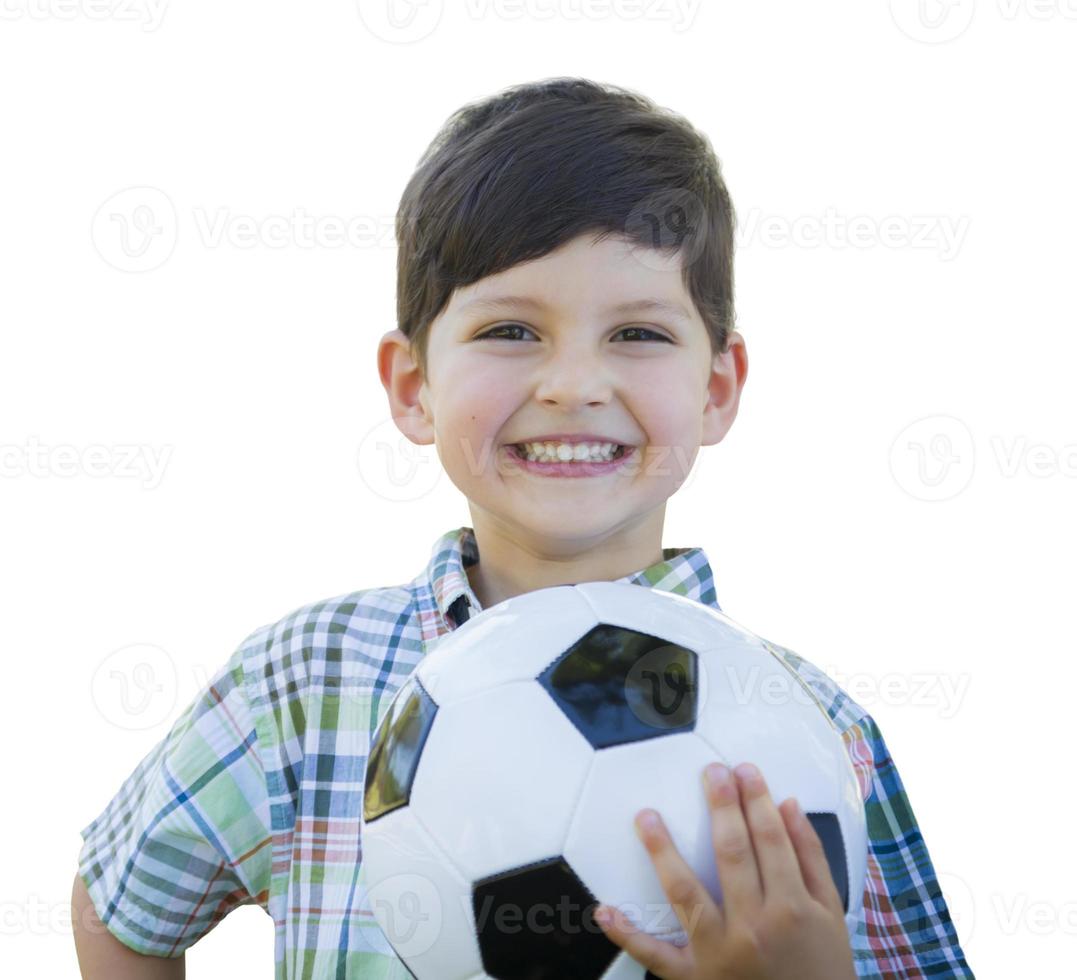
[377, 328, 436, 446]
[701, 330, 749, 447]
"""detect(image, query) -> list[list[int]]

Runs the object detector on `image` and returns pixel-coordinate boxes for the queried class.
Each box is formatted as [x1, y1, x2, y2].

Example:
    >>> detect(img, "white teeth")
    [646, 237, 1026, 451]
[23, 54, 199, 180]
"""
[515, 441, 624, 463]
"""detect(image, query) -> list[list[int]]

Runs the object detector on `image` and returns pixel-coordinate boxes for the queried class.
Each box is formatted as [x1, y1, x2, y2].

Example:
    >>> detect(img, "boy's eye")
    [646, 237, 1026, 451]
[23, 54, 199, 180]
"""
[616, 326, 672, 342]
[475, 323, 536, 341]
[475, 323, 672, 342]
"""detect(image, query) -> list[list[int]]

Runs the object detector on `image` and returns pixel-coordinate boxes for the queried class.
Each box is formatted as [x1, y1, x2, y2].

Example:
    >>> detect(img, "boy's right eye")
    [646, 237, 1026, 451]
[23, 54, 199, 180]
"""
[475, 323, 535, 341]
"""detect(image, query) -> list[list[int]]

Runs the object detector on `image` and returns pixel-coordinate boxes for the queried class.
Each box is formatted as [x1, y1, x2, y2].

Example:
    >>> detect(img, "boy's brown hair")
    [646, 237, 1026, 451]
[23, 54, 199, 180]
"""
[394, 76, 738, 383]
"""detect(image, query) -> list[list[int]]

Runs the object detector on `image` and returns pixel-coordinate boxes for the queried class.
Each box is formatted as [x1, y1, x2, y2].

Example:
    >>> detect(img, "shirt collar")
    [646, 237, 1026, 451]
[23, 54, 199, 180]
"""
[423, 525, 720, 630]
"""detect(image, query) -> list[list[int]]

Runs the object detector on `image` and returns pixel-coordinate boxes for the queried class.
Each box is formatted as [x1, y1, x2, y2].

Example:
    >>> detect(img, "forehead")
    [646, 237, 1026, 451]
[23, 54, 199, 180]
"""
[442, 233, 695, 323]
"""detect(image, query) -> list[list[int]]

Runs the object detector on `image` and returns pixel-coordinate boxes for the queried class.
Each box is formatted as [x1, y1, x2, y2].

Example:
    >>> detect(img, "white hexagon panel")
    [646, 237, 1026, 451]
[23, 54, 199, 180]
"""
[411, 681, 594, 883]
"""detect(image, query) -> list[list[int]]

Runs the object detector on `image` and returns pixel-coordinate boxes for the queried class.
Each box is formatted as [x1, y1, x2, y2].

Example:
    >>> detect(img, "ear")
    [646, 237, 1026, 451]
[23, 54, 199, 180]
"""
[701, 330, 749, 447]
[377, 329, 436, 446]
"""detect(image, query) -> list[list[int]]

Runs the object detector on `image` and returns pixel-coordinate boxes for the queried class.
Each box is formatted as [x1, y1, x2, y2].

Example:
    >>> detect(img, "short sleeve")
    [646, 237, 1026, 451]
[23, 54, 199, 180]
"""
[77, 642, 273, 958]
[843, 713, 975, 979]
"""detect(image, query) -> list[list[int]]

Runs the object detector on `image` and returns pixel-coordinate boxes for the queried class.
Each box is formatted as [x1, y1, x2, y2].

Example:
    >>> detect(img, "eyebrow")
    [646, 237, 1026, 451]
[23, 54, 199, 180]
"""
[457, 294, 693, 323]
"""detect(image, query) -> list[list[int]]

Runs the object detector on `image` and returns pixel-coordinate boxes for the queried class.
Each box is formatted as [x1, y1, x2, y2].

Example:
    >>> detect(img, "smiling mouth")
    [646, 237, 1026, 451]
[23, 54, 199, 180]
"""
[507, 443, 629, 462]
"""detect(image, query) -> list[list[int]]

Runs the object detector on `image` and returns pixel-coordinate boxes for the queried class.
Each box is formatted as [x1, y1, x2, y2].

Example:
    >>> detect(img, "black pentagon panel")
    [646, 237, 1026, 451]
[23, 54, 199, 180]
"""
[473, 856, 618, 980]
[805, 812, 850, 911]
[537, 624, 698, 748]
[362, 675, 438, 823]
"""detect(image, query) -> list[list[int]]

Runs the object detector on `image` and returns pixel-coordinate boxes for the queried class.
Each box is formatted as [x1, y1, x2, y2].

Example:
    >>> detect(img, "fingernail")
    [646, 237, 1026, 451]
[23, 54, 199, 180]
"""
[705, 762, 730, 788]
[734, 762, 760, 783]
[637, 810, 660, 832]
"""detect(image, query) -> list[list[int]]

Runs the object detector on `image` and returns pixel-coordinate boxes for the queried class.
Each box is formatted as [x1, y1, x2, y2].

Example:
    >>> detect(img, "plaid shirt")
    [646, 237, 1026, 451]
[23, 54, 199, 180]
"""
[78, 526, 973, 978]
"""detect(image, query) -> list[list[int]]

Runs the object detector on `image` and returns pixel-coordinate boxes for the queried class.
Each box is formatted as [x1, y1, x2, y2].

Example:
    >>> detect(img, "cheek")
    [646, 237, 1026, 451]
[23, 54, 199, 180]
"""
[459, 373, 518, 426]
[438, 371, 519, 453]
[633, 384, 699, 446]
[628, 380, 702, 484]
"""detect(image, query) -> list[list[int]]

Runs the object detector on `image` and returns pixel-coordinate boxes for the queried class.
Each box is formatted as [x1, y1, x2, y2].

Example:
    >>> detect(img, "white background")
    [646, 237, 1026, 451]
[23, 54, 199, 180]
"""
[2, 0, 1073, 976]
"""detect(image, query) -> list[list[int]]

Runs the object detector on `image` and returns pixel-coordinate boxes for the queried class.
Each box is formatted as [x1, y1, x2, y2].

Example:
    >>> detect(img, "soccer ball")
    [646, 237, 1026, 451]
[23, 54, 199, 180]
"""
[359, 582, 867, 980]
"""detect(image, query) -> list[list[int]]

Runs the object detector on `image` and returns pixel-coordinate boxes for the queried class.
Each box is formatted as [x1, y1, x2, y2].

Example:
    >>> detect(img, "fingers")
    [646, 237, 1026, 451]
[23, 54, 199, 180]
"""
[633, 809, 721, 944]
[594, 806, 721, 979]
[702, 762, 764, 912]
[732, 763, 808, 903]
[779, 797, 847, 916]
[594, 902, 688, 980]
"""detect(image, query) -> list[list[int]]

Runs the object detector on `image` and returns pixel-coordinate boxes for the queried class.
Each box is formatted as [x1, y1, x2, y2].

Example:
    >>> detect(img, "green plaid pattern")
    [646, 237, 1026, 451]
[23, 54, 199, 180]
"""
[78, 526, 973, 978]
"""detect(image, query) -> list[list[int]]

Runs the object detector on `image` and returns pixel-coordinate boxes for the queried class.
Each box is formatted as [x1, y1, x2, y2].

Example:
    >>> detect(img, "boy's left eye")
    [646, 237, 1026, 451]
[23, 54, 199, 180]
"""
[475, 324, 672, 342]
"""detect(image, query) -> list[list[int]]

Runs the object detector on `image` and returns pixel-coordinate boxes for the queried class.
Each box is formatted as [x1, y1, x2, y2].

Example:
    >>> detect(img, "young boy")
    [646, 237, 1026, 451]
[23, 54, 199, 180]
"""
[73, 77, 974, 979]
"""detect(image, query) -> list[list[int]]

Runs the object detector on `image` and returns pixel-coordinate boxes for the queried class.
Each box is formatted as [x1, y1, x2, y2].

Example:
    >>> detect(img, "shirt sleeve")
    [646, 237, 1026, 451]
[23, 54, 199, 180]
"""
[842, 713, 975, 979]
[77, 640, 273, 958]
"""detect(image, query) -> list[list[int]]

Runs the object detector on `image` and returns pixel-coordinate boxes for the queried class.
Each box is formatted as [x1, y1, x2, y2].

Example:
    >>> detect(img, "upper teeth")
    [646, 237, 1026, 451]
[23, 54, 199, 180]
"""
[517, 441, 622, 462]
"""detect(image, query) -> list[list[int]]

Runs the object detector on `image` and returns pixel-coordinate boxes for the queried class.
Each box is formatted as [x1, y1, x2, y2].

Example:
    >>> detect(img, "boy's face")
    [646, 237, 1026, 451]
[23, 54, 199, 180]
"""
[379, 231, 747, 558]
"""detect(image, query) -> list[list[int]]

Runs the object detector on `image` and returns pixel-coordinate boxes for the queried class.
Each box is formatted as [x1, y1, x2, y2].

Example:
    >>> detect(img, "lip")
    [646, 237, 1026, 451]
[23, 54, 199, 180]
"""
[507, 433, 632, 447]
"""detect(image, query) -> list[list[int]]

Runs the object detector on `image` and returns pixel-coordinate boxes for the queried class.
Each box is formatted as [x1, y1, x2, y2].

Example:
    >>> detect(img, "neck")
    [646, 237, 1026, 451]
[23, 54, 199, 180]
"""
[463, 509, 667, 609]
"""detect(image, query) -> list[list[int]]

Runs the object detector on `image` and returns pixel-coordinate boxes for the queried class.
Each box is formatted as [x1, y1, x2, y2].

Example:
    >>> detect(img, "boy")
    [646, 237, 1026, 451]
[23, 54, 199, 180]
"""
[73, 77, 974, 979]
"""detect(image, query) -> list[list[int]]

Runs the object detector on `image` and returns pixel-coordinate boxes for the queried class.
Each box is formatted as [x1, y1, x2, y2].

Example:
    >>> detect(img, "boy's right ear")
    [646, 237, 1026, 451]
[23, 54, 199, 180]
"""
[377, 329, 435, 446]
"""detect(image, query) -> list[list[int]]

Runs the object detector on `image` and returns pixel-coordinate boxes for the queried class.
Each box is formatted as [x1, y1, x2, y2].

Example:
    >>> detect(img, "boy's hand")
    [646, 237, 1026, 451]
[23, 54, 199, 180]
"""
[593, 762, 857, 980]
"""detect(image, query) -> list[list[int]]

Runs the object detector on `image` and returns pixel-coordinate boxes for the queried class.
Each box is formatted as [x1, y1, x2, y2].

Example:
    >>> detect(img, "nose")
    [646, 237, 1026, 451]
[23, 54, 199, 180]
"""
[532, 342, 614, 408]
